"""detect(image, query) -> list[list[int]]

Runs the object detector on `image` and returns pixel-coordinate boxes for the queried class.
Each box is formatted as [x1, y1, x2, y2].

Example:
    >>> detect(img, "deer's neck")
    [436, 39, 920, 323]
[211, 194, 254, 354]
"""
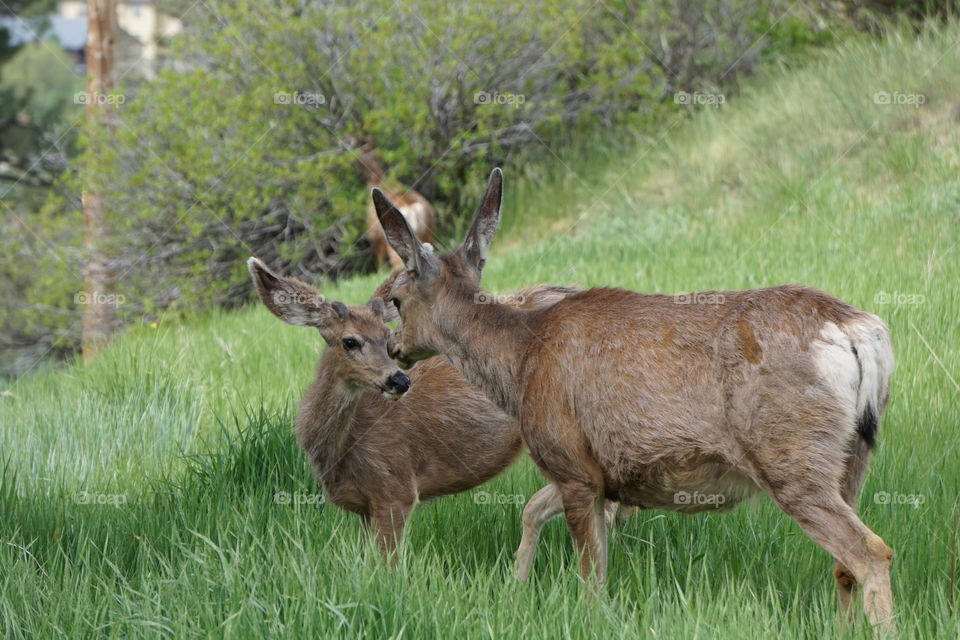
[430, 294, 537, 418]
[297, 350, 362, 486]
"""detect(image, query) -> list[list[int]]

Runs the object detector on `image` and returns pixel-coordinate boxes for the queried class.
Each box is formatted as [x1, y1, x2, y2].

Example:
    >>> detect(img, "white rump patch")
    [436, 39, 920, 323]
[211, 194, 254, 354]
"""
[813, 322, 860, 422]
[813, 316, 894, 426]
[399, 202, 430, 236]
[842, 314, 895, 419]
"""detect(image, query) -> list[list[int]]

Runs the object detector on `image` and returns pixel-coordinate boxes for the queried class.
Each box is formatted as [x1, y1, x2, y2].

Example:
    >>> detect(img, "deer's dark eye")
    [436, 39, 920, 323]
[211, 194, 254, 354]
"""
[342, 337, 361, 350]
[390, 297, 401, 311]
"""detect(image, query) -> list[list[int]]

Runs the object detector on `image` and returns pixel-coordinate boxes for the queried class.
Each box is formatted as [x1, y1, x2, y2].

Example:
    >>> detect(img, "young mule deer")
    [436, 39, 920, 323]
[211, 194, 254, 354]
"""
[248, 257, 604, 569]
[358, 142, 435, 269]
[372, 170, 896, 630]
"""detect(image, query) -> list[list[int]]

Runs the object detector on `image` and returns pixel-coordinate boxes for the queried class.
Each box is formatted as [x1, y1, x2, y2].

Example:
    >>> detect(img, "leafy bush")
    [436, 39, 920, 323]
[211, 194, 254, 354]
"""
[97, 0, 833, 301]
[2, 0, 839, 370]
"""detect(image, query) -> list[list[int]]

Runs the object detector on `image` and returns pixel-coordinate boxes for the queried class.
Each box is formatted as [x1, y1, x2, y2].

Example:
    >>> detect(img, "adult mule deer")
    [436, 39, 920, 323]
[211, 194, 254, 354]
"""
[358, 142, 435, 269]
[248, 257, 607, 570]
[372, 169, 896, 630]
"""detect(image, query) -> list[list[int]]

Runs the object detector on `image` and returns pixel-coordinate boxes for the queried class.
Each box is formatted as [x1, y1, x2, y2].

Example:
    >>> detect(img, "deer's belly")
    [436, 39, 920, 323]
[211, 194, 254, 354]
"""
[615, 463, 760, 513]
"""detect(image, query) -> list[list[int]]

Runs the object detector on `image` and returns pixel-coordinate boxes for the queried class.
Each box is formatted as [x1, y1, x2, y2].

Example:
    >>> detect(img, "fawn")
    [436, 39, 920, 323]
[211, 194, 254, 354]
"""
[248, 257, 613, 571]
[371, 169, 896, 631]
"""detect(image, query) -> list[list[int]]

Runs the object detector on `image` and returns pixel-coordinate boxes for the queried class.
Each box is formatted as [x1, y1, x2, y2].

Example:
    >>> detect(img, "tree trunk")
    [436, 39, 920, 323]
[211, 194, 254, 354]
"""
[81, 0, 119, 363]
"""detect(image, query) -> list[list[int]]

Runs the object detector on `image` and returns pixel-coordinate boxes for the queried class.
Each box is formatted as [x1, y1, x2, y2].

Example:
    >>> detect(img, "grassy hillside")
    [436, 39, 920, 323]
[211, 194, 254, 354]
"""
[3, 23, 959, 639]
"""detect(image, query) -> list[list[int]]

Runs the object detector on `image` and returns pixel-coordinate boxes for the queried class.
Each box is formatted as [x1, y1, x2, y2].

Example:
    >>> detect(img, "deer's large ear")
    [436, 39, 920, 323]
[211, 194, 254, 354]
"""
[458, 168, 502, 277]
[367, 296, 388, 319]
[247, 258, 347, 337]
[372, 189, 438, 282]
[370, 269, 402, 322]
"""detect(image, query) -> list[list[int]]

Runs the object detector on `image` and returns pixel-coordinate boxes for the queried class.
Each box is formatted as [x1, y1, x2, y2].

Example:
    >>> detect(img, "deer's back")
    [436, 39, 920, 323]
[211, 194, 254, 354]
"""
[519, 284, 871, 489]
[366, 189, 435, 242]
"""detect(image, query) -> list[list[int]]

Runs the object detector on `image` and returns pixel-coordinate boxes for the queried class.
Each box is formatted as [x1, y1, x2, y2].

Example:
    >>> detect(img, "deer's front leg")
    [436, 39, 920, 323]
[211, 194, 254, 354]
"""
[515, 484, 566, 580]
[559, 482, 608, 586]
[369, 500, 414, 561]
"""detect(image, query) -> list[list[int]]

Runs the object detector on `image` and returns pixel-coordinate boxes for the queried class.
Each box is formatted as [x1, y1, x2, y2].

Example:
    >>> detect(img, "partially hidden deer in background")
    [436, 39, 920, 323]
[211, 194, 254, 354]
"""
[248, 257, 617, 571]
[372, 169, 897, 632]
[358, 142, 435, 269]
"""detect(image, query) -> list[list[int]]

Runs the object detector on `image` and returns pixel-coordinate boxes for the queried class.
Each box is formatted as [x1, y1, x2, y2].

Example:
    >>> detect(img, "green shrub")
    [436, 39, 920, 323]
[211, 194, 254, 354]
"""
[2, 0, 838, 369]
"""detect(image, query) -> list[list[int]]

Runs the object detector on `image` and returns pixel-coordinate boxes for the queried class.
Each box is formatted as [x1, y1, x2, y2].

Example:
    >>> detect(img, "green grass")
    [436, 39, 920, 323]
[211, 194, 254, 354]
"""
[3, 22, 960, 639]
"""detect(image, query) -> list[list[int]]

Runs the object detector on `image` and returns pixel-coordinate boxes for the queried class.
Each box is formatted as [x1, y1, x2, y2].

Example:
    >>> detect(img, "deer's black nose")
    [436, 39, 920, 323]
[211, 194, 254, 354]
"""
[386, 371, 411, 395]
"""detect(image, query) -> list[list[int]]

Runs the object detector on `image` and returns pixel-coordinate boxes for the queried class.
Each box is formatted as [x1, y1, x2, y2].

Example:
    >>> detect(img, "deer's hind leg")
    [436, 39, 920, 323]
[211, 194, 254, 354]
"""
[743, 421, 894, 632]
[833, 436, 874, 620]
[772, 488, 894, 631]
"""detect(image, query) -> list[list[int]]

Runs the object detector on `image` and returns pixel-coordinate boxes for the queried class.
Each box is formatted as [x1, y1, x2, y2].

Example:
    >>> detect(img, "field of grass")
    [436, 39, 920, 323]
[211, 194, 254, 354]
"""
[3, 23, 960, 639]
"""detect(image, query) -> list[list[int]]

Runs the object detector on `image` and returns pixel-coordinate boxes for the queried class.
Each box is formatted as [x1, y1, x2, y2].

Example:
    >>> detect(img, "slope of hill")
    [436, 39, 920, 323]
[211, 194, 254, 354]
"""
[2, 22, 958, 639]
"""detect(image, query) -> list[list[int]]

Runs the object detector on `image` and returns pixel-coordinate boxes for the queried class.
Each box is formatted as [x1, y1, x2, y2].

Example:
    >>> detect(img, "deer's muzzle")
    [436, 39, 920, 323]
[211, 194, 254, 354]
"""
[383, 370, 411, 398]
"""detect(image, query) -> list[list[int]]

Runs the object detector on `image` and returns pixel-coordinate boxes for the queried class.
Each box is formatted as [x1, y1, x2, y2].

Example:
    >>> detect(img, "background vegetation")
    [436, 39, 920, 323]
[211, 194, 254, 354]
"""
[2, 0, 846, 374]
[2, 19, 958, 637]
